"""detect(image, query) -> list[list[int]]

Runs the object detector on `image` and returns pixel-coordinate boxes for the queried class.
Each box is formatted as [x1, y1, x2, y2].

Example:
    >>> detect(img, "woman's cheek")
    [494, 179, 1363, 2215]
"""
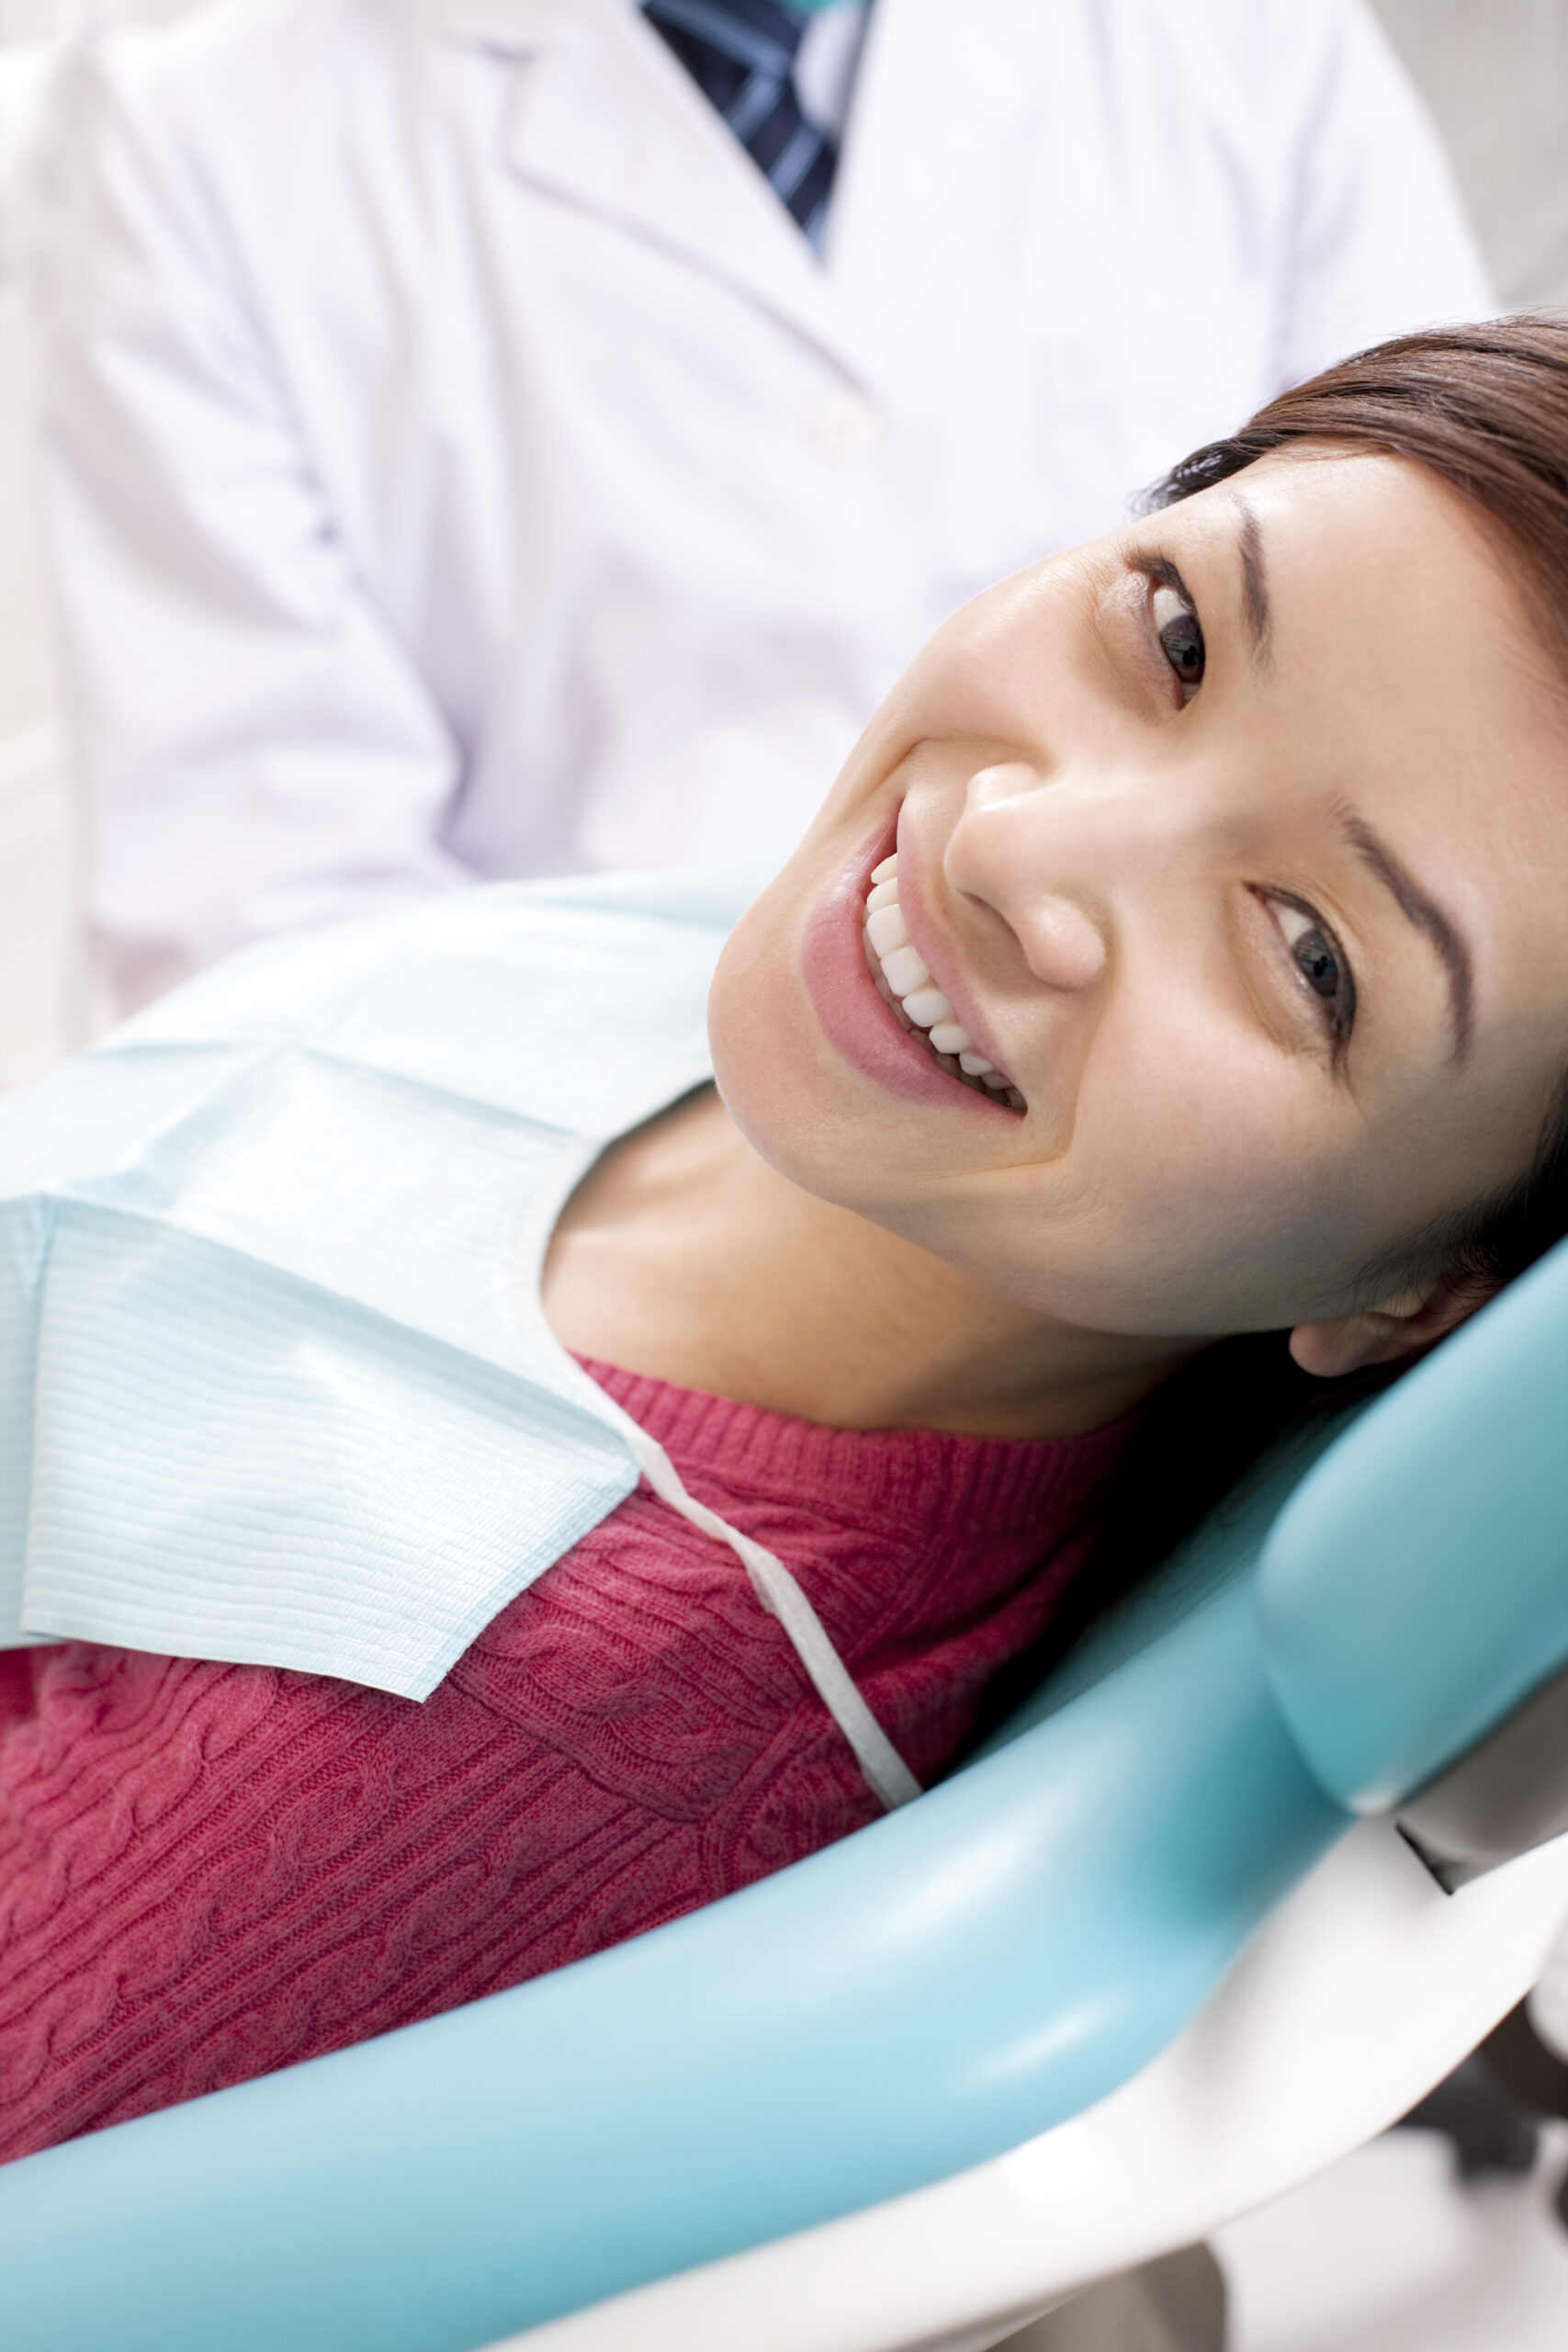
[1061, 1059, 1337, 1329]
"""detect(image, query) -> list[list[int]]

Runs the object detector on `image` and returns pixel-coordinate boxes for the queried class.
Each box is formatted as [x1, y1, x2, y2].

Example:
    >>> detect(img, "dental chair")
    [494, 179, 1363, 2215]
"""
[5, 1236, 1568, 2352]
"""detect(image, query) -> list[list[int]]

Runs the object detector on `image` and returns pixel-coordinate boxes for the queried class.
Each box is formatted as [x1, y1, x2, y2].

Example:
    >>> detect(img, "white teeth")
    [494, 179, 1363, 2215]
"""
[879, 943, 931, 998]
[861, 854, 1022, 1110]
[864, 902, 909, 958]
[902, 985, 953, 1030]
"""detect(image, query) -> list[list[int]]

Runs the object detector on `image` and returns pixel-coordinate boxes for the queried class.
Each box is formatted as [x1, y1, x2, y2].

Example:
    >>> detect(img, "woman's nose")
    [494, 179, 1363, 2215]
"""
[949, 763, 1111, 996]
[1011, 892, 1108, 993]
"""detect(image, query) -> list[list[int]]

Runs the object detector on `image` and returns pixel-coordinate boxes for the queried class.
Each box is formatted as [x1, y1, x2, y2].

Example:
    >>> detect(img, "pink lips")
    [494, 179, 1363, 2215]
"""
[800, 823, 1016, 1114]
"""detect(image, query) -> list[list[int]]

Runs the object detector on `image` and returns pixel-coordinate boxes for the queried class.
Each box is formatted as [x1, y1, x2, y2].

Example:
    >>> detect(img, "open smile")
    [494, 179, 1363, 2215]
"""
[862, 854, 1027, 1112]
[799, 822, 1025, 1117]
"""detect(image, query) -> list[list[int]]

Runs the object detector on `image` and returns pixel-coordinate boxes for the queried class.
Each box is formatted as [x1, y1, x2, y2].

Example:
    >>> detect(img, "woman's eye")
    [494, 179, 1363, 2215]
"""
[1150, 582, 1205, 695]
[1273, 899, 1357, 1041]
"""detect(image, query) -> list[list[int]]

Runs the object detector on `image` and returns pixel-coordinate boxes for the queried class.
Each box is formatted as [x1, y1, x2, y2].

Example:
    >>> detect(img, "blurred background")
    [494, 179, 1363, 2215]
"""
[6, 0, 1568, 1086]
[1, 0, 191, 1080]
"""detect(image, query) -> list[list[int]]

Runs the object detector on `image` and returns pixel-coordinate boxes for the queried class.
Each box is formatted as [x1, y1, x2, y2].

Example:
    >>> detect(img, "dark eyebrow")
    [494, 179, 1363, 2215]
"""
[1131, 506, 1270, 673]
[1339, 810, 1475, 1060]
[1235, 497, 1272, 670]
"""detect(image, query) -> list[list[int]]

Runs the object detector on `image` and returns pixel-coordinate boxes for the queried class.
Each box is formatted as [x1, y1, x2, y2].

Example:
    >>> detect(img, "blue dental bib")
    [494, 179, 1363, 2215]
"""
[0, 868, 761, 1696]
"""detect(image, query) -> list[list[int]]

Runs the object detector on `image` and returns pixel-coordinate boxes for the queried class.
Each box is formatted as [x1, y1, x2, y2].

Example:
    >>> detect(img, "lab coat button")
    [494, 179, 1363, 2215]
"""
[809, 390, 878, 458]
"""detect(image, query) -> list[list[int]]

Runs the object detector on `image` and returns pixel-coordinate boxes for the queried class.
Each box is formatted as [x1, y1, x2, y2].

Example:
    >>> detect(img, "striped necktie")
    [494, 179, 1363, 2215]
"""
[642, 0, 838, 244]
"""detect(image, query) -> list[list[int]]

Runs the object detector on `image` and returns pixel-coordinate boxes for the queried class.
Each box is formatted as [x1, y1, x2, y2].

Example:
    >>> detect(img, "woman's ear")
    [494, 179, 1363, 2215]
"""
[1289, 1266, 1496, 1380]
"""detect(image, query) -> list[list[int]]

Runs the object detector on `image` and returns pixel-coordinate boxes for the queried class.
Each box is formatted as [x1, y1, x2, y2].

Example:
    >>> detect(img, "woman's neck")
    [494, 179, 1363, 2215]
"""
[541, 1089, 1190, 1441]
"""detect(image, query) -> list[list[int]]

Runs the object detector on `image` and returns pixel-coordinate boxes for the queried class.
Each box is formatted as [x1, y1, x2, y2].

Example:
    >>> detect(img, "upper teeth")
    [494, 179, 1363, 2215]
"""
[862, 854, 1024, 1108]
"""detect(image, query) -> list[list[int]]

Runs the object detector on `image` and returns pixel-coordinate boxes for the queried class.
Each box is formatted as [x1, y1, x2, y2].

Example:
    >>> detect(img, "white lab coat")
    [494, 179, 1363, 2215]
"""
[37, 0, 1489, 1001]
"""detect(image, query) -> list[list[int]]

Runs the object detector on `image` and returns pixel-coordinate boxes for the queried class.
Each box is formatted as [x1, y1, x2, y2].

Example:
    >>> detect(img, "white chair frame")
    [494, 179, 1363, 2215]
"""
[499, 1824, 1568, 2352]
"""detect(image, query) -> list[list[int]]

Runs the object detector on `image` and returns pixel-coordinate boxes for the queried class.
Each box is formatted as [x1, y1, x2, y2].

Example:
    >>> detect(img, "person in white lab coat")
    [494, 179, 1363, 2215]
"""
[37, 0, 1490, 1006]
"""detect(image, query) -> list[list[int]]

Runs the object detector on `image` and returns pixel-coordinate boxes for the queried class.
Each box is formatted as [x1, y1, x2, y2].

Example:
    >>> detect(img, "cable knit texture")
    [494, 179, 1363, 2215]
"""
[0, 1359, 1129, 2161]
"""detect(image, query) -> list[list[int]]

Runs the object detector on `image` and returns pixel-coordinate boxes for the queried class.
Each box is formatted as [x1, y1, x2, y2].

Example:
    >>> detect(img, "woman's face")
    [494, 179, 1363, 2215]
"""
[711, 451, 1568, 1351]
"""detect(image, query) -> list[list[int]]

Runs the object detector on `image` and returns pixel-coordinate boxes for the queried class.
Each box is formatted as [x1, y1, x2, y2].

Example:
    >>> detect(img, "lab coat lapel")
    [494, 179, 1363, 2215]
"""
[430, 0, 868, 379]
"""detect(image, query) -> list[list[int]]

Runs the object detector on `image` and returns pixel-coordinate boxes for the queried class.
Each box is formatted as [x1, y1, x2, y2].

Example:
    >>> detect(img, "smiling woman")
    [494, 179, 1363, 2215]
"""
[8, 319, 1568, 2161]
[705, 324, 1568, 1409]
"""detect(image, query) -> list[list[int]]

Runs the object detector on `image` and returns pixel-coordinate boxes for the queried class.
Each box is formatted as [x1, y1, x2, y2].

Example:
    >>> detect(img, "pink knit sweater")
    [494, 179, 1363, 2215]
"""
[0, 1359, 1128, 2162]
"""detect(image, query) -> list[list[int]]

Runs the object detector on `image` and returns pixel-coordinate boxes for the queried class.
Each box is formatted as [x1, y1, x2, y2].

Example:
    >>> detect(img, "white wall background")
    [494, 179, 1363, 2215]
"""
[5, 0, 1568, 1083]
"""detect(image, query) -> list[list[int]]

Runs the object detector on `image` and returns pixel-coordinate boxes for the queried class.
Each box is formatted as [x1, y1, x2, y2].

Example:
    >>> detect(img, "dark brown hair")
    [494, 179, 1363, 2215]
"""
[985, 317, 1568, 1709]
[1151, 313, 1568, 684]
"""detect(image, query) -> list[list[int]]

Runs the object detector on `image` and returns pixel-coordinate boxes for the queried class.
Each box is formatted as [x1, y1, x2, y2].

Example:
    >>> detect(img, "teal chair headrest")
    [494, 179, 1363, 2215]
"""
[1258, 1232, 1568, 1815]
